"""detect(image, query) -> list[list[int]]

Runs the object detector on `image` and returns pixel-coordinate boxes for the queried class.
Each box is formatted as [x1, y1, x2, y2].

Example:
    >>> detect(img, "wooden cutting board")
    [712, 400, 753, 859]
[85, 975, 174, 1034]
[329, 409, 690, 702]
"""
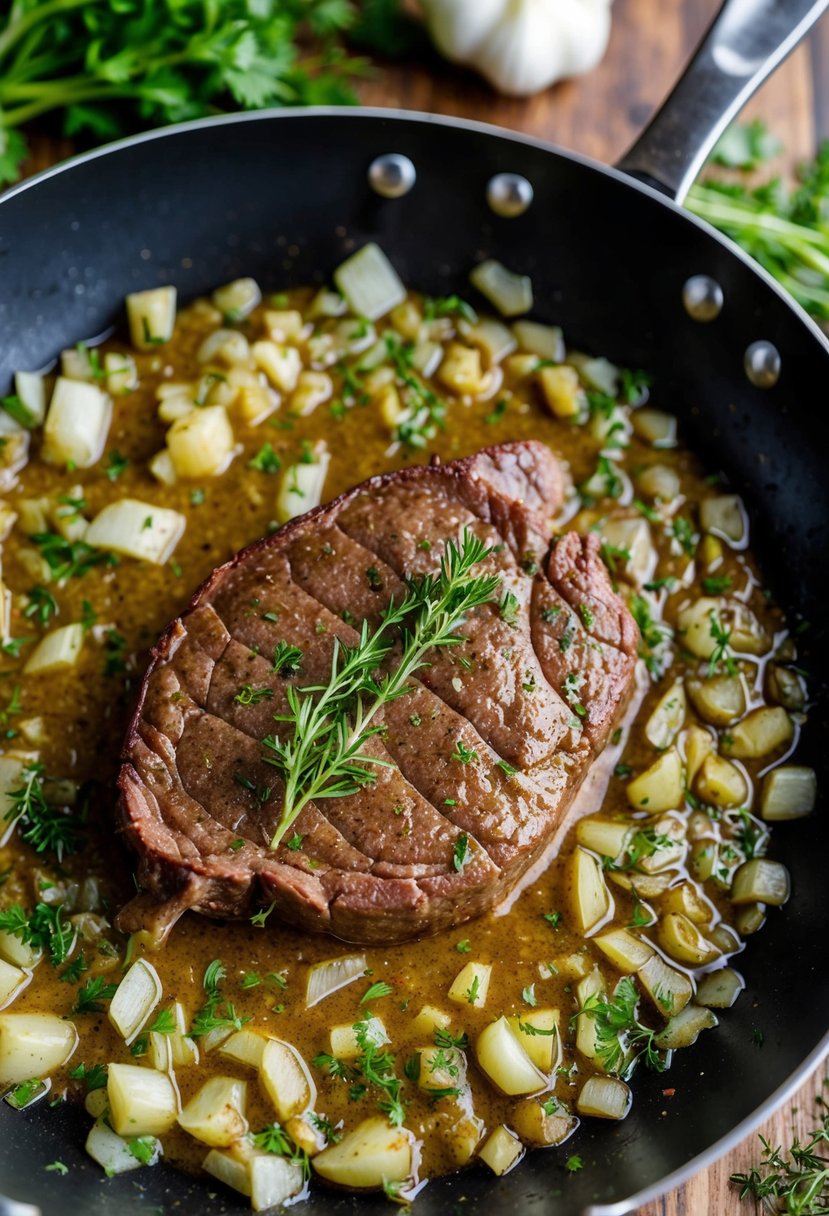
[20, 2, 829, 1212]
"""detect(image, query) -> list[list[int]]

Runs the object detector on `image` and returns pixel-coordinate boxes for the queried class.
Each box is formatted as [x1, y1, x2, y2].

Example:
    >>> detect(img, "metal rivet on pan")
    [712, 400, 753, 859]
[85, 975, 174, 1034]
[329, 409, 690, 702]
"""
[682, 274, 724, 322]
[744, 340, 781, 388]
[367, 153, 416, 199]
[486, 173, 534, 218]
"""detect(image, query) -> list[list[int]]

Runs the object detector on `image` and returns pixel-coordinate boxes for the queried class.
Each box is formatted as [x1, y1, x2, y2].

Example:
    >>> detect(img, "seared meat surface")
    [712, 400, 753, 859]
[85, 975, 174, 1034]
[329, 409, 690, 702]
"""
[117, 442, 637, 943]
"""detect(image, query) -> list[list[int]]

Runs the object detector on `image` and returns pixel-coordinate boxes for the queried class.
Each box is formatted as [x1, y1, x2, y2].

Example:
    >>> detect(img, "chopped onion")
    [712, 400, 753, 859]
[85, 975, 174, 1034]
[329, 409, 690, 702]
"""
[577, 1075, 631, 1120]
[654, 1003, 718, 1050]
[448, 961, 491, 1008]
[644, 679, 687, 750]
[219, 1028, 269, 1070]
[330, 1016, 389, 1060]
[203, 1144, 252, 1198]
[0, 1013, 78, 1085]
[695, 967, 745, 1010]
[305, 953, 367, 1008]
[126, 286, 177, 350]
[108, 959, 162, 1044]
[333, 243, 406, 321]
[86, 499, 186, 564]
[104, 352, 139, 396]
[761, 765, 816, 821]
[212, 277, 262, 321]
[23, 623, 84, 675]
[196, 328, 250, 367]
[478, 1125, 524, 1176]
[567, 846, 611, 935]
[148, 449, 177, 487]
[0, 959, 28, 1010]
[42, 378, 112, 469]
[313, 1117, 412, 1189]
[250, 1151, 306, 1212]
[276, 441, 330, 524]
[86, 1117, 161, 1174]
[632, 407, 677, 448]
[177, 1076, 248, 1147]
[475, 1016, 545, 1095]
[107, 1062, 178, 1137]
[731, 858, 790, 906]
[575, 355, 619, 396]
[14, 372, 46, 426]
[259, 1038, 316, 1122]
[700, 494, 747, 547]
[469, 259, 533, 317]
[462, 317, 517, 364]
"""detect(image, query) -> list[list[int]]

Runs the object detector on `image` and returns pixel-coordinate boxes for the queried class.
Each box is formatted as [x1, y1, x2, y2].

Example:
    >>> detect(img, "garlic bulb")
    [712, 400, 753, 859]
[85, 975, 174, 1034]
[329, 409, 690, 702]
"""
[422, 0, 614, 97]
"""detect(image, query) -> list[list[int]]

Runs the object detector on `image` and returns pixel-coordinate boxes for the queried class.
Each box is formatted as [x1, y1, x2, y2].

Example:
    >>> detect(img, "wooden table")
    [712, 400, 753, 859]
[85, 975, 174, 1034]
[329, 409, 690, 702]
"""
[360, 4, 829, 1213]
[20, 2, 828, 1212]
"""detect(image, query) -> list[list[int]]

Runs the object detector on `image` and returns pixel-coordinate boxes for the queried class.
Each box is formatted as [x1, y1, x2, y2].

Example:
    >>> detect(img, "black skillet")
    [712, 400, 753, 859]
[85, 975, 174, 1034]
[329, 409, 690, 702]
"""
[1, 2, 828, 1213]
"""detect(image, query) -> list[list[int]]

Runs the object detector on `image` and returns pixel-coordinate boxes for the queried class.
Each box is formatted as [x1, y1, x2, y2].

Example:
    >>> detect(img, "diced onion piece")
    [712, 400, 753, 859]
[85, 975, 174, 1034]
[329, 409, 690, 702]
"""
[700, 494, 746, 546]
[591, 402, 632, 450]
[632, 407, 677, 448]
[219, 1028, 270, 1070]
[276, 442, 330, 524]
[305, 953, 367, 1008]
[574, 354, 619, 396]
[600, 517, 655, 586]
[683, 724, 715, 784]
[566, 846, 610, 935]
[86, 1118, 160, 1175]
[86, 499, 185, 565]
[0, 913, 41, 966]
[685, 675, 745, 727]
[42, 378, 112, 468]
[577, 1075, 631, 1120]
[157, 394, 195, 424]
[264, 309, 305, 342]
[167, 1000, 198, 1068]
[212, 277, 261, 321]
[469, 259, 532, 317]
[654, 1003, 718, 1050]
[574, 968, 604, 1063]
[510, 1100, 577, 1148]
[512, 320, 564, 362]
[475, 1016, 545, 1096]
[723, 707, 794, 760]
[448, 961, 491, 1008]
[390, 300, 423, 340]
[537, 365, 585, 419]
[411, 340, 442, 377]
[201, 1025, 234, 1054]
[259, 1038, 316, 1122]
[0, 959, 28, 1009]
[285, 1113, 326, 1157]
[731, 858, 790, 906]
[626, 748, 683, 812]
[108, 959, 162, 1045]
[575, 817, 631, 861]
[377, 383, 406, 428]
[149, 1030, 172, 1073]
[0, 1013, 78, 1085]
[765, 664, 806, 711]
[313, 1117, 412, 1189]
[506, 1008, 560, 1073]
[637, 463, 680, 502]
[23, 623, 83, 675]
[661, 882, 713, 926]
[291, 371, 333, 416]
[104, 352, 139, 397]
[463, 318, 517, 363]
[148, 449, 177, 486]
[14, 372, 46, 426]
[203, 1144, 252, 1198]
[594, 928, 654, 974]
[250, 1152, 306, 1212]
[638, 955, 693, 1017]
[333, 243, 406, 321]
[761, 765, 816, 821]
[417, 1043, 468, 1094]
[644, 680, 686, 749]
[694, 754, 747, 808]
[658, 913, 718, 966]
[678, 597, 767, 660]
[609, 869, 672, 900]
[438, 343, 486, 395]
[696, 967, 745, 1009]
[410, 1005, 452, 1037]
[107, 1063, 178, 1137]
[84, 1088, 108, 1118]
[478, 1125, 524, 1176]
[167, 406, 235, 479]
[61, 347, 96, 381]
[197, 328, 251, 368]
[127, 286, 177, 350]
[178, 1076, 248, 1147]
[252, 342, 302, 395]
[330, 1016, 389, 1060]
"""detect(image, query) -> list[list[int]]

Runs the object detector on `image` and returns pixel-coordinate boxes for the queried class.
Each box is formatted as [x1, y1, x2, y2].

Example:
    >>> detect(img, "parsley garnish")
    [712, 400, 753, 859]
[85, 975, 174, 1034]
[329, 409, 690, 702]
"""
[73, 976, 118, 1014]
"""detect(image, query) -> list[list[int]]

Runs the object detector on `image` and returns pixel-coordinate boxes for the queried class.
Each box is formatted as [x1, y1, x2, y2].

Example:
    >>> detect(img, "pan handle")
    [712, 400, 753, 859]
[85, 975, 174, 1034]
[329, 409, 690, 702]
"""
[616, 0, 829, 202]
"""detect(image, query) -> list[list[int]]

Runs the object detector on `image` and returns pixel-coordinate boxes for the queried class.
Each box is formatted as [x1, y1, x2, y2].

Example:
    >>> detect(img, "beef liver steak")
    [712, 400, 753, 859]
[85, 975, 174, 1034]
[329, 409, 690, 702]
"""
[117, 442, 637, 944]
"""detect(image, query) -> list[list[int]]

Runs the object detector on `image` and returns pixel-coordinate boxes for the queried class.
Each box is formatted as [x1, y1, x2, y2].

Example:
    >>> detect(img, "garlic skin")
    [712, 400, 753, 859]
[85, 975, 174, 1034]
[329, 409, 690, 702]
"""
[423, 0, 614, 97]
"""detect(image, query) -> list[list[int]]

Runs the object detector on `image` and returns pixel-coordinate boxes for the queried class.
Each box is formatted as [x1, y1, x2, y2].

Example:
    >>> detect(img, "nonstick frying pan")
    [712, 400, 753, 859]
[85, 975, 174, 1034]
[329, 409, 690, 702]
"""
[1, 2, 828, 1214]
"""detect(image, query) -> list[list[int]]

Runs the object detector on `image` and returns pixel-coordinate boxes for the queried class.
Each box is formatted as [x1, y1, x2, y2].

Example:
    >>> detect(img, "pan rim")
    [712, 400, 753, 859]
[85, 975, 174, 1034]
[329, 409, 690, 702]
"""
[3, 104, 829, 359]
[2, 103, 828, 1216]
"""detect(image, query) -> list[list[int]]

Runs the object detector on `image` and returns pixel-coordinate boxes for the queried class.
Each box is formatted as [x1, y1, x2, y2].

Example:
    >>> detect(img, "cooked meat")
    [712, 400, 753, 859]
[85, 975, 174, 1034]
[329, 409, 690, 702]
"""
[116, 442, 638, 944]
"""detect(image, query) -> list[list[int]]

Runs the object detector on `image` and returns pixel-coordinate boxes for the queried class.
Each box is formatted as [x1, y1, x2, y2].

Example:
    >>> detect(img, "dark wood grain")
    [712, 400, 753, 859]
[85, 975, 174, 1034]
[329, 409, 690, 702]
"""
[20, 2, 829, 1212]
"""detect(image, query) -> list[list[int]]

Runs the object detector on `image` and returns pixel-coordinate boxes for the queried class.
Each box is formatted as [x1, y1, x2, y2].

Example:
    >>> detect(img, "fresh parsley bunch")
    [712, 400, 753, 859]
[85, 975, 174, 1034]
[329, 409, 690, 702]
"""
[0, 0, 410, 185]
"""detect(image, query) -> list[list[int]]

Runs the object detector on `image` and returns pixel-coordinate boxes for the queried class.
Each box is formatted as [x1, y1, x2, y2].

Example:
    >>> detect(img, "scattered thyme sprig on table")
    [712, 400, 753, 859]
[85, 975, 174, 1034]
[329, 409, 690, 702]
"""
[732, 1087, 829, 1214]
[262, 528, 499, 849]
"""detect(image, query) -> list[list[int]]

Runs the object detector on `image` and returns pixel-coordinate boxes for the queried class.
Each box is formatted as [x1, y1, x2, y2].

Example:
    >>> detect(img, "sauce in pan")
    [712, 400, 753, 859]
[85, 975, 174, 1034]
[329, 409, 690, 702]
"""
[0, 252, 813, 1204]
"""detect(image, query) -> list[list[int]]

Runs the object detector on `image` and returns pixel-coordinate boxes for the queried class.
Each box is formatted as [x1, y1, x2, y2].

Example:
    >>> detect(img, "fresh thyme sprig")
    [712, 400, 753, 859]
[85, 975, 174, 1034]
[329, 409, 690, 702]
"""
[262, 529, 498, 849]
[4, 762, 81, 861]
[573, 976, 668, 1078]
[731, 1093, 829, 1213]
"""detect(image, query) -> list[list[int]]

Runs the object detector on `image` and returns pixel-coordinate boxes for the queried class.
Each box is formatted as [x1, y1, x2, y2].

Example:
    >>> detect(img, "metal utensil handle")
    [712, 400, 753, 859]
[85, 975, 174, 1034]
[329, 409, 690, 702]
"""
[617, 0, 829, 202]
